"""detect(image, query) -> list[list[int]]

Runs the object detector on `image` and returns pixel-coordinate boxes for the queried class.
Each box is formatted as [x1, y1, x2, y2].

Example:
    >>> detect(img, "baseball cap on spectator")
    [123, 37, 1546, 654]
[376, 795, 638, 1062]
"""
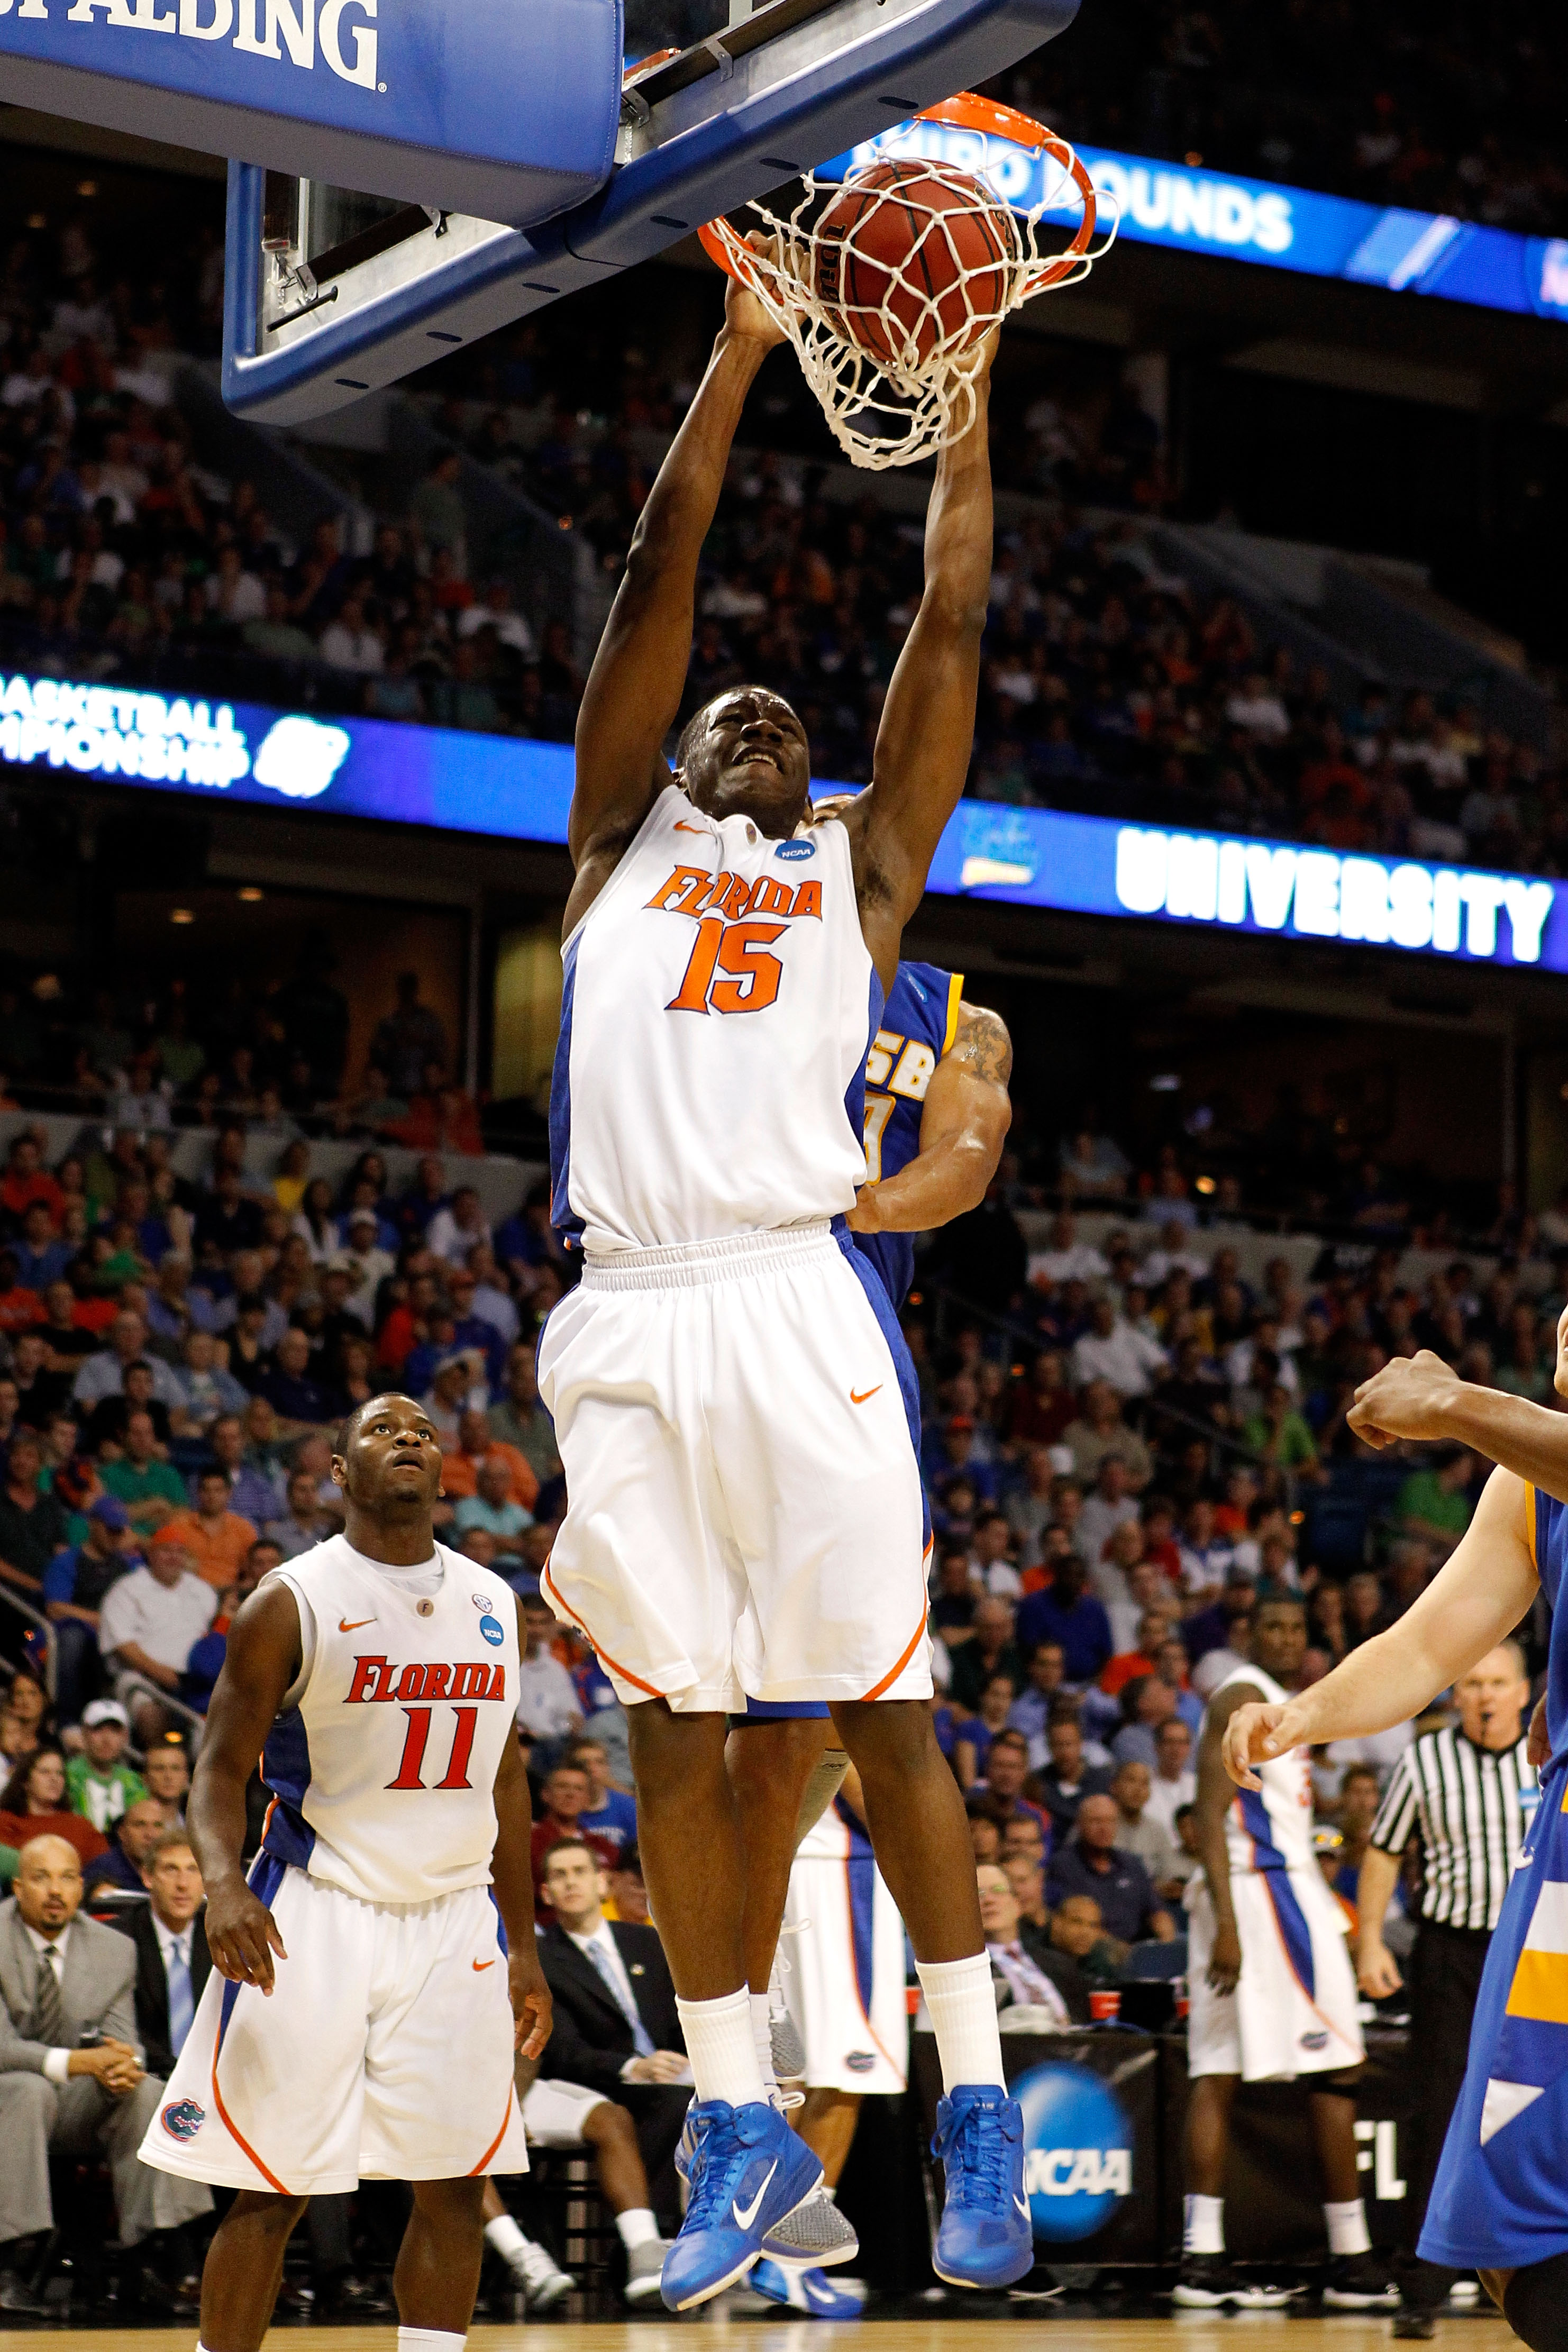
[82, 1699, 129, 1730]
[347, 1208, 379, 1230]
[89, 1496, 131, 1530]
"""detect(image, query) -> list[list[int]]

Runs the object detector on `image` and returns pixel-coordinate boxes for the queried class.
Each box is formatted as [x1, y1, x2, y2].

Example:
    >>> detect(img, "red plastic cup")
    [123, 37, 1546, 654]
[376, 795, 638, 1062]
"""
[1174, 1978, 1190, 2020]
[1089, 1988, 1122, 2022]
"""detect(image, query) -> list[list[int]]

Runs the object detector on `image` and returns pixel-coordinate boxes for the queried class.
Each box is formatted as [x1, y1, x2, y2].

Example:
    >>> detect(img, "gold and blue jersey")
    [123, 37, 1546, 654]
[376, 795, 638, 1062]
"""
[852, 959, 962, 1314]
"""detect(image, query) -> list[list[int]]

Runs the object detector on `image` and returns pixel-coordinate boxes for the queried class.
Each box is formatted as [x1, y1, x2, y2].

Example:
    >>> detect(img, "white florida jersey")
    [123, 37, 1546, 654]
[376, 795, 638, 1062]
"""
[261, 1538, 521, 1906]
[551, 784, 879, 1254]
[1208, 1663, 1316, 1876]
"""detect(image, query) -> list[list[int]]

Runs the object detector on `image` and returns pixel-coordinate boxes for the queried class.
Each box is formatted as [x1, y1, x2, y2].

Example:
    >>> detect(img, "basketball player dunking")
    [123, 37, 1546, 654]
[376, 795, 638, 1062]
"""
[140, 1394, 551, 2352]
[542, 271, 1032, 2303]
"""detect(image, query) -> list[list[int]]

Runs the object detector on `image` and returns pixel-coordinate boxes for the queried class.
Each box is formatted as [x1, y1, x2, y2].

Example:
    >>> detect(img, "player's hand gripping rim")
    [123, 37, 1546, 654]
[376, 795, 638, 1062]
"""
[205, 1881, 289, 1993]
[1220, 1699, 1310, 1792]
[510, 1945, 553, 2061]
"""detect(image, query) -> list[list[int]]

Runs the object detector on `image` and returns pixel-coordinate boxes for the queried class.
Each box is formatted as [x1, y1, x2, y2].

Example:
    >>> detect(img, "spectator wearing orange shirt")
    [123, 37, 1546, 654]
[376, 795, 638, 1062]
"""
[1100, 1607, 1175, 1700]
[437, 1406, 539, 1511]
[157, 1466, 258, 1591]
[391, 1060, 484, 1157]
[0, 1134, 63, 1229]
[0, 1250, 42, 1337]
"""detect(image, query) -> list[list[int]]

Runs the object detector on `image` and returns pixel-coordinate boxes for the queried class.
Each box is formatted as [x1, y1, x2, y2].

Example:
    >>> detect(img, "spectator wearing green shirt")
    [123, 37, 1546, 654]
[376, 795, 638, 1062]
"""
[1395, 1446, 1475, 1560]
[1242, 1383, 1325, 1483]
[65, 1698, 145, 1833]
[99, 1409, 187, 1535]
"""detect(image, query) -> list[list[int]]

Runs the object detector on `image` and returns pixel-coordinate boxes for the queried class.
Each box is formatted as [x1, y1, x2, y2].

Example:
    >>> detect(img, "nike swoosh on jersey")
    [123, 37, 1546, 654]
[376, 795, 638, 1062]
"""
[673, 822, 708, 835]
[473, 1958, 496, 1971]
[850, 1385, 882, 1405]
[732, 2160, 777, 2231]
[339, 1616, 376, 1631]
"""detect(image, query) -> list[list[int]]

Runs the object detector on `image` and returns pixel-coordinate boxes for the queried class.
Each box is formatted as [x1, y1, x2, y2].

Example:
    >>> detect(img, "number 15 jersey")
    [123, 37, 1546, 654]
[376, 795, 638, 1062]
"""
[551, 785, 882, 1255]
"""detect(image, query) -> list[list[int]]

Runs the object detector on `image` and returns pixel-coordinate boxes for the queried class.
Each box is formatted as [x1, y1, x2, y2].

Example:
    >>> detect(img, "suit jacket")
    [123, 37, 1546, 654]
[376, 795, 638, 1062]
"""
[537, 1919, 682, 2101]
[110, 1906, 212, 2082]
[989, 1925, 1091, 2025]
[0, 1896, 143, 2074]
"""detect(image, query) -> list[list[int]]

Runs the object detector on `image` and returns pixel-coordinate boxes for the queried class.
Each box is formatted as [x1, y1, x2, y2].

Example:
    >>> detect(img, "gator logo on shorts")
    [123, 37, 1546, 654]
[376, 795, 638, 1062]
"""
[1300, 2030, 1330, 2052]
[845, 2050, 876, 2074]
[161, 2098, 206, 2141]
[775, 839, 815, 860]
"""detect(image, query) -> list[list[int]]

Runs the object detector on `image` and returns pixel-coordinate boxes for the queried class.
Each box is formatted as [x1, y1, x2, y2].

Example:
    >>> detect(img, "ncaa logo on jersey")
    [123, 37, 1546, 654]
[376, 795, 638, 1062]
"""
[478, 1615, 505, 1647]
[161, 2098, 205, 2141]
[775, 840, 815, 860]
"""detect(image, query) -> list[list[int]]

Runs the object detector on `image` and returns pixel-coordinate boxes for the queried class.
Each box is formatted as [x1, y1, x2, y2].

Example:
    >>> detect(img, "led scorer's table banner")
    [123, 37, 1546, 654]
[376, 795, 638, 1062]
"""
[823, 125, 1568, 324]
[2, 669, 1563, 975]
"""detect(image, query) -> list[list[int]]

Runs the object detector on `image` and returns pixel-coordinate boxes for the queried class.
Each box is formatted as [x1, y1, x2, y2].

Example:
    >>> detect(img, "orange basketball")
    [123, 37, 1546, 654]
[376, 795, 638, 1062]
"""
[810, 160, 1018, 373]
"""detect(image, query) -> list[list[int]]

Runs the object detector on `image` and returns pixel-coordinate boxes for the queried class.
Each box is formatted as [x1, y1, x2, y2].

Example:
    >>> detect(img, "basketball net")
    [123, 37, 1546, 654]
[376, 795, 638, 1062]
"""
[699, 94, 1118, 472]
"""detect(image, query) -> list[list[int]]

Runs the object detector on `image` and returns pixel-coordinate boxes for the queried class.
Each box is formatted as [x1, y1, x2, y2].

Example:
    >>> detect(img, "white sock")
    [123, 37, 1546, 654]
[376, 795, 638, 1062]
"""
[915, 1955, 1005, 2093]
[1184, 2193, 1225, 2255]
[484, 2213, 530, 2262]
[616, 2207, 660, 2252]
[750, 1991, 781, 2101]
[677, 1987, 768, 2107]
[1324, 2198, 1371, 2256]
[398, 2333, 466, 2352]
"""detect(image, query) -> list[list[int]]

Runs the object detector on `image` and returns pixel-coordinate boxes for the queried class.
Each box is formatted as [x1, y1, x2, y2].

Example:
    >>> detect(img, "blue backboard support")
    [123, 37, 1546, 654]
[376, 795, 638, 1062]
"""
[222, 0, 1080, 424]
[0, 0, 623, 230]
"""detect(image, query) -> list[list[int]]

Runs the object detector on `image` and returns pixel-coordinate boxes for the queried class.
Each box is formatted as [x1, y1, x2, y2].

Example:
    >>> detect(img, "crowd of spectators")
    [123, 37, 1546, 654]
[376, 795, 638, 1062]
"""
[0, 188, 1558, 876]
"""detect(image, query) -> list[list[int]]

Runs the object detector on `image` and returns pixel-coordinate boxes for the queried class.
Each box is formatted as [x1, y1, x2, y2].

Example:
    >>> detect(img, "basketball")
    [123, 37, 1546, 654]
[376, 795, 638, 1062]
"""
[810, 160, 1019, 375]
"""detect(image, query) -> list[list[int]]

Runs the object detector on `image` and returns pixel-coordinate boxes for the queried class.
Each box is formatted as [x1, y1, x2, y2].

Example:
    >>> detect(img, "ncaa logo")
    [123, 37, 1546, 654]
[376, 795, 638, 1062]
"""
[161, 2099, 205, 2142]
[1012, 2064, 1134, 2244]
[776, 840, 816, 861]
[478, 1615, 505, 1646]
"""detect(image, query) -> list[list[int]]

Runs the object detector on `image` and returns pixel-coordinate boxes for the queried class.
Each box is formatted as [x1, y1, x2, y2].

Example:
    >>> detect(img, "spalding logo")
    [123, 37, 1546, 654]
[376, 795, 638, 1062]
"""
[775, 839, 816, 860]
[1011, 2063, 1134, 2244]
[478, 1614, 505, 1647]
[161, 2098, 206, 2142]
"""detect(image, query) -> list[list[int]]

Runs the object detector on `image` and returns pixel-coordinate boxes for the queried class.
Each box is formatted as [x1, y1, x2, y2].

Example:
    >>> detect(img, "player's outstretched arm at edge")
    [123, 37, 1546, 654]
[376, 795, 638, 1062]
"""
[564, 272, 786, 936]
[1348, 1334, 1568, 1504]
[1193, 1681, 1254, 1995]
[848, 1002, 1012, 1235]
[491, 1617, 552, 2058]
[1222, 1465, 1539, 1789]
[186, 1581, 302, 1993]
[845, 336, 997, 981]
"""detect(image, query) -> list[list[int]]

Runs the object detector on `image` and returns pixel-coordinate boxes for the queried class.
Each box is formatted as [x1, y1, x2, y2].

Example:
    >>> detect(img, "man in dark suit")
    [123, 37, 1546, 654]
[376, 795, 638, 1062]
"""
[535, 1838, 690, 2217]
[0, 1835, 209, 2311]
[110, 1829, 209, 2081]
[977, 1862, 1090, 2024]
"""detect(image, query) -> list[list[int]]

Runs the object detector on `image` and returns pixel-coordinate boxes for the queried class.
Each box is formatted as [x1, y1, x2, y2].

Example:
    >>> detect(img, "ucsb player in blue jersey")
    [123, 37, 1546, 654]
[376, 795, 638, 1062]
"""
[726, 942, 1012, 2309]
[1225, 1337, 1568, 2347]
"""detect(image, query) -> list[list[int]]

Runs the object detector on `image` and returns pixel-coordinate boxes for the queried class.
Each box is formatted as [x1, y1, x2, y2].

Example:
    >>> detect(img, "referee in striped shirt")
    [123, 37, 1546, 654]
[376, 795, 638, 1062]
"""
[1357, 1641, 1536, 2337]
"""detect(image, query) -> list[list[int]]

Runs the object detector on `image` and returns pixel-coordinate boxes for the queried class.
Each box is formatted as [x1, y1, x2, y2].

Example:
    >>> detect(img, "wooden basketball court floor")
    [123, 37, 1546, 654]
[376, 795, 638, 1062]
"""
[19, 2319, 1514, 2351]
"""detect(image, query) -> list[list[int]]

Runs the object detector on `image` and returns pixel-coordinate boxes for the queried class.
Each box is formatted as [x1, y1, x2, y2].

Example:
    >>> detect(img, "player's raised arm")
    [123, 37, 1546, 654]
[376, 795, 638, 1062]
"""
[1349, 1333, 1568, 1504]
[846, 337, 997, 978]
[565, 272, 786, 931]
[849, 1002, 1011, 1235]
[1221, 1465, 1540, 1789]
[186, 1581, 302, 1993]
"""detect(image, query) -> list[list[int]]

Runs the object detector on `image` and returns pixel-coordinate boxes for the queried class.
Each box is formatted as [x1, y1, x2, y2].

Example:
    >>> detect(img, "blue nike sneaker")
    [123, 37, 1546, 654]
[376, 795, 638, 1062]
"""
[660, 2100, 823, 2311]
[751, 2257, 865, 2318]
[930, 2084, 1034, 2290]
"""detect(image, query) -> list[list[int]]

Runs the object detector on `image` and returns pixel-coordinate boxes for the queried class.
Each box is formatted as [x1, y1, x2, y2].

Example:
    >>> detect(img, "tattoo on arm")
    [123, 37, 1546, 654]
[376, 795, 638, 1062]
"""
[951, 1005, 1013, 1087]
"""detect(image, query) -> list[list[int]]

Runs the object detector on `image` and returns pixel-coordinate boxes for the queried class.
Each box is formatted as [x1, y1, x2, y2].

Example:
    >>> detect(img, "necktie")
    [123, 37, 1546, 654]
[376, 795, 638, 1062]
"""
[166, 1938, 195, 2058]
[34, 1947, 64, 2046]
[585, 1937, 655, 2058]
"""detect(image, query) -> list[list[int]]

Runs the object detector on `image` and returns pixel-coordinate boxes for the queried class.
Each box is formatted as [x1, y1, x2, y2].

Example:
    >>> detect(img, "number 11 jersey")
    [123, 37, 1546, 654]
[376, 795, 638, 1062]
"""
[262, 1537, 521, 1907]
[551, 785, 881, 1255]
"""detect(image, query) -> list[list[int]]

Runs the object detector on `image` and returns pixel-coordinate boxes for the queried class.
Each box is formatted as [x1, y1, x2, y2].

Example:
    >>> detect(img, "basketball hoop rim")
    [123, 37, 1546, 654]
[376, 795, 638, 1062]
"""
[697, 88, 1100, 294]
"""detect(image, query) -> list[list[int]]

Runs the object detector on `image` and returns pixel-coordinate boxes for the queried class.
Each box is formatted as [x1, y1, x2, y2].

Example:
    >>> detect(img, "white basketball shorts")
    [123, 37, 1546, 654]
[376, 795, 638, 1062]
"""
[1186, 1866, 1364, 2083]
[537, 1221, 932, 1713]
[522, 2076, 608, 2147]
[140, 1857, 529, 2194]
[781, 1809, 909, 2096]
